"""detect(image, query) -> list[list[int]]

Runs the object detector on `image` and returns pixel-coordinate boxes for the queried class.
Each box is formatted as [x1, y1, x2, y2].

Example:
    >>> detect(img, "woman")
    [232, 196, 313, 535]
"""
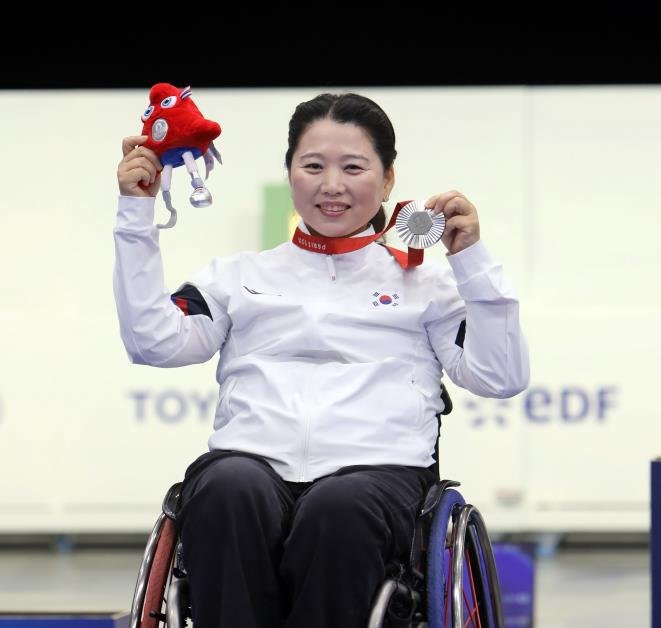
[114, 92, 529, 627]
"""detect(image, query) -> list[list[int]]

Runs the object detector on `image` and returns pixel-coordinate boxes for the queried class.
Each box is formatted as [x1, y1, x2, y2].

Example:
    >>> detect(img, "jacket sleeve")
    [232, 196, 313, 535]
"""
[425, 240, 530, 399]
[112, 196, 231, 368]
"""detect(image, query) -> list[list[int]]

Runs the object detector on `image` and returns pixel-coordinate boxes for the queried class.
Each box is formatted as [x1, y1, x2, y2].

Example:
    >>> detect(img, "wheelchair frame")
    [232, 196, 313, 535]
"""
[130, 479, 504, 628]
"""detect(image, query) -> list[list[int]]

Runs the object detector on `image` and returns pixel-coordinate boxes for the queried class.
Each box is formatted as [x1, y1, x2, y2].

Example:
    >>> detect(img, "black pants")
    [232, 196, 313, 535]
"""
[176, 450, 435, 628]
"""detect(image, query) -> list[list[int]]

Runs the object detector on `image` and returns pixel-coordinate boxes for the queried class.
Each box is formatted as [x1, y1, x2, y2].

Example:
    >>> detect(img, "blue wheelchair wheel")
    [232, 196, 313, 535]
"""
[427, 488, 464, 627]
[461, 506, 505, 628]
[426, 489, 504, 627]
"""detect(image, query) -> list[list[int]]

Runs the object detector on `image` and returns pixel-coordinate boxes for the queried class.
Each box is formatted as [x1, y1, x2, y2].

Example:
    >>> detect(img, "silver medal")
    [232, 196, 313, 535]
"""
[395, 200, 446, 248]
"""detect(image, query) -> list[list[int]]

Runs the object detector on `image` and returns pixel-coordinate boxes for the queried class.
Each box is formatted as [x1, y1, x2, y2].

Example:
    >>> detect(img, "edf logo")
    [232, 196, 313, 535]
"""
[524, 386, 617, 423]
[464, 385, 618, 428]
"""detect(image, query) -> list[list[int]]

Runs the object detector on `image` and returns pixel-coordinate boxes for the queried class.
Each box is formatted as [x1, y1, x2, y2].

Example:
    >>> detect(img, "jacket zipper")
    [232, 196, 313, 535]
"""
[299, 368, 315, 481]
[325, 255, 336, 281]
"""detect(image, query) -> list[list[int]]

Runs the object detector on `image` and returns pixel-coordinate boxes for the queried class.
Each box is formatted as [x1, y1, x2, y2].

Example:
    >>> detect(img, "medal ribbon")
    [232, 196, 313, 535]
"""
[291, 200, 423, 268]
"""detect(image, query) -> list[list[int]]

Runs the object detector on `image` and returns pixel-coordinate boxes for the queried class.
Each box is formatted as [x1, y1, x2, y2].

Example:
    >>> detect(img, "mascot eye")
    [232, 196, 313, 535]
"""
[161, 96, 178, 108]
[141, 105, 154, 121]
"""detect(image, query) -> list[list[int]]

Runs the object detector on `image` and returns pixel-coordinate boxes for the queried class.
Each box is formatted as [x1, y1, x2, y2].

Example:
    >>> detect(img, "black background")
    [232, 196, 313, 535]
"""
[3, 14, 660, 89]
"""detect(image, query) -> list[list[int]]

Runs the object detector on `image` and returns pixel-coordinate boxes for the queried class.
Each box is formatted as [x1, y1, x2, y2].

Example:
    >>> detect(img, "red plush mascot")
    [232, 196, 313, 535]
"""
[140, 83, 222, 228]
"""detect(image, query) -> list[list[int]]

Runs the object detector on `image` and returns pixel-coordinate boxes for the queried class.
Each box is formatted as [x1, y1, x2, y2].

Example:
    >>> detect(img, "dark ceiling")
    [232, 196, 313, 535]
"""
[4, 20, 659, 89]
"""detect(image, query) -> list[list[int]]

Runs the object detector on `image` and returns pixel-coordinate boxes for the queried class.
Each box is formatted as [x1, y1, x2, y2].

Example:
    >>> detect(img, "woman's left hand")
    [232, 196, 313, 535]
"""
[425, 190, 480, 255]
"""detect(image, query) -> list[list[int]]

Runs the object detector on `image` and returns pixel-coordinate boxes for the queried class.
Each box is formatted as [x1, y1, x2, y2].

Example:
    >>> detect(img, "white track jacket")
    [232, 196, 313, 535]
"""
[113, 196, 529, 481]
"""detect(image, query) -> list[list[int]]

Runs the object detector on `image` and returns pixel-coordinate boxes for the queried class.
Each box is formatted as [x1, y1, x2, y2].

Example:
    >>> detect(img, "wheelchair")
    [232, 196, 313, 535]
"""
[129, 387, 505, 628]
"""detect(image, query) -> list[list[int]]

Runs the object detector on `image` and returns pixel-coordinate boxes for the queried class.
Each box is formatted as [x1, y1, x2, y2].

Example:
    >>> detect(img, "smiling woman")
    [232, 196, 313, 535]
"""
[286, 93, 396, 238]
[288, 117, 394, 238]
[113, 90, 529, 627]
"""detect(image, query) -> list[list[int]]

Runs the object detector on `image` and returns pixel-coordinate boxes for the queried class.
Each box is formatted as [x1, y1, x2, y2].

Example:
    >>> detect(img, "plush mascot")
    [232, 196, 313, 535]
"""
[140, 83, 222, 228]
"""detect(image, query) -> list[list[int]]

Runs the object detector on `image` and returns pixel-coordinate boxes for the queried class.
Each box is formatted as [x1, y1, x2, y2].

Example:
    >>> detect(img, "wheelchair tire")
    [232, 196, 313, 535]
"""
[142, 517, 177, 627]
[130, 513, 177, 628]
[426, 491, 504, 627]
[426, 488, 465, 627]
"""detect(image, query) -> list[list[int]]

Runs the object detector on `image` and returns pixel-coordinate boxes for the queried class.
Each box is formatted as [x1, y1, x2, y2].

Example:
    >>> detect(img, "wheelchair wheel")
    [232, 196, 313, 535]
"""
[130, 512, 178, 628]
[426, 489, 504, 627]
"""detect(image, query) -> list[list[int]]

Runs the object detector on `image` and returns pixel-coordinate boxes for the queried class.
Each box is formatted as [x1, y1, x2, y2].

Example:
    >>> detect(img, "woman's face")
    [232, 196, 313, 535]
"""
[289, 118, 394, 238]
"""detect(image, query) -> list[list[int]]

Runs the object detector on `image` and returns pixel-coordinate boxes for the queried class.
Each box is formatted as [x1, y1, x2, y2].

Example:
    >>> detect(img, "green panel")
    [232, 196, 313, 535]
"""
[262, 183, 293, 250]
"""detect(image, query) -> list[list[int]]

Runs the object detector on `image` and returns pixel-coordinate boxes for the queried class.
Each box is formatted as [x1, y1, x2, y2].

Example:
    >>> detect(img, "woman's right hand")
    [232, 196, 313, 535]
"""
[117, 135, 163, 197]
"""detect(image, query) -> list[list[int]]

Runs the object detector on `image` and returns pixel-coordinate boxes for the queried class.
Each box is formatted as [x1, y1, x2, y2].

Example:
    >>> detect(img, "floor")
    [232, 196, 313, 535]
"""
[0, 544, 650, 626]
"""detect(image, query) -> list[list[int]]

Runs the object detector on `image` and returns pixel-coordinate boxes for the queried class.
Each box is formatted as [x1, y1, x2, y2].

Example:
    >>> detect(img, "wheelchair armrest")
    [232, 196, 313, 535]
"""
[419, 479, 461, 517]
[440, 382, 453, 415]
[162, 482, 183, 521]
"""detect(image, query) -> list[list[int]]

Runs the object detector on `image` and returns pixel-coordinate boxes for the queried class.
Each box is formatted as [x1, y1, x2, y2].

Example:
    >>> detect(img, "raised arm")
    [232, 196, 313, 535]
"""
[113, 136, 230, 367]
[424, 190, 530, 398]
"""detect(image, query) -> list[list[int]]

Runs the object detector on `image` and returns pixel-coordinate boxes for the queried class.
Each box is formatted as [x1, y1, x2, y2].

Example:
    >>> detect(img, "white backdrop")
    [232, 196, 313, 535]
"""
[0, 86, 659, 532]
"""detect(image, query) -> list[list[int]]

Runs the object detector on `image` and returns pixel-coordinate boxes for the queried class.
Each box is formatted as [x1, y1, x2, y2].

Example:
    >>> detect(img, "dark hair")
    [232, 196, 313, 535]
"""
[285, 93, 397, 233]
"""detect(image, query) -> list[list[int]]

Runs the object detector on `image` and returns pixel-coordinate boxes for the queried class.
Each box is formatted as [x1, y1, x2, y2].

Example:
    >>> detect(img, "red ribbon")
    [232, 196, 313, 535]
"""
[291, 200, 423, 269]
